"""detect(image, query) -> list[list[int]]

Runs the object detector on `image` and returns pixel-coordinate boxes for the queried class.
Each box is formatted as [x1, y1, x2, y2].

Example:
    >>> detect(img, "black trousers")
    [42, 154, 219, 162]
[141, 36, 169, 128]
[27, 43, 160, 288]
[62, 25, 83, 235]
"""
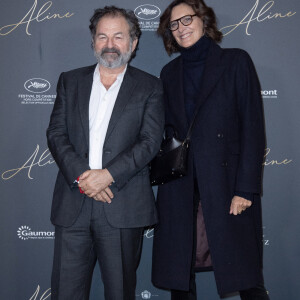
[51, 197, 144, 300]
[171, 183, 270, 300]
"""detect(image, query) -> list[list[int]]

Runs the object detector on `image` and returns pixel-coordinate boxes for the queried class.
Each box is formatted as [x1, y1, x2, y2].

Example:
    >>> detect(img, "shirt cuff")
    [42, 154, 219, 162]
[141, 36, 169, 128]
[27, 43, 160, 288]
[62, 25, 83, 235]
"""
[74, 177, 84, 194]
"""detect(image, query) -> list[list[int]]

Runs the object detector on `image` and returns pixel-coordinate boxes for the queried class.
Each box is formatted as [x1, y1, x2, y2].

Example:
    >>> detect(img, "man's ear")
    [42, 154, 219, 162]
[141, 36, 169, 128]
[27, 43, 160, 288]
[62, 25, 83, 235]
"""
[132, 39, 138, 52]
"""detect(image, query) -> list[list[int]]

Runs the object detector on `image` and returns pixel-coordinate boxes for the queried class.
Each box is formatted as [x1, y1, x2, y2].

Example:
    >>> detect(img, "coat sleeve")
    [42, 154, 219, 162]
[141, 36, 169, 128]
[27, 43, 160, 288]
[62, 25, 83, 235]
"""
[105, 79, 165, 191]
[46, 72, 90, 187]
[234, 50, 265, 194]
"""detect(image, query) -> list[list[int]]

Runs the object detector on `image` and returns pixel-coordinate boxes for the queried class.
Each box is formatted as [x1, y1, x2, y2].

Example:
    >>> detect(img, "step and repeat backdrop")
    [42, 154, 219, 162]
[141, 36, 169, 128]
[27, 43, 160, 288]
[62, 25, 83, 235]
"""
[0, 0, 299, 299]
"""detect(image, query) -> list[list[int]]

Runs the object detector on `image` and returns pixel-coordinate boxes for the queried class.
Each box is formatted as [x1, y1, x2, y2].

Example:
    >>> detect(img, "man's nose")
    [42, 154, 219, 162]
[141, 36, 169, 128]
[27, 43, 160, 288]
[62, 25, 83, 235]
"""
[106, 38, 114, 48]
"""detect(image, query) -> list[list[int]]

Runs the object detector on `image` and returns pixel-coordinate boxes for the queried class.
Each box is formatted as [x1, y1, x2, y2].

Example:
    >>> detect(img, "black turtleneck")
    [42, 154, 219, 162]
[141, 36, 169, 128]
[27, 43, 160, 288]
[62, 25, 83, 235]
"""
[180, 34, 210, 123]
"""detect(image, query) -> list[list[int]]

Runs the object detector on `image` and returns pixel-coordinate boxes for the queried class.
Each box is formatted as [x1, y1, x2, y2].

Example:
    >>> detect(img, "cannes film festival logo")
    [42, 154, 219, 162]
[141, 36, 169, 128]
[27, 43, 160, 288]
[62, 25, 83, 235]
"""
[134, 4, 161, 20]
[17, 225, 55, 240]
[24, 78, 51, 93]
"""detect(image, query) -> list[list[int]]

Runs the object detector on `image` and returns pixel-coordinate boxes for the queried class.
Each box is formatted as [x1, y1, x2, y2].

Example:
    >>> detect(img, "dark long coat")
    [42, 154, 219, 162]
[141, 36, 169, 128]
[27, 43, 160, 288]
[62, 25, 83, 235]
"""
[152, 40, 266, 295]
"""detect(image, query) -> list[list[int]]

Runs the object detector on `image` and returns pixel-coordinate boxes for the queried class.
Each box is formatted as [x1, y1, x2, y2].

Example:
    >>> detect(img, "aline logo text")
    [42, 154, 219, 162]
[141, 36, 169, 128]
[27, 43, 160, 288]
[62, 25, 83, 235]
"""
[220, 0, 296, 36]
[0, 0, 74, 36]
[1, 144, 55, 180]
[263, 148, 292, 166]
[29, 285, 51, 300]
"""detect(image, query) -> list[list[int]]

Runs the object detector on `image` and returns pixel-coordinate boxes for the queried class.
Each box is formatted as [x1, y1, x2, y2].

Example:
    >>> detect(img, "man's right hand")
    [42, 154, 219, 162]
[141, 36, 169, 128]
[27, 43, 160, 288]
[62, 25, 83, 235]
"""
[78, 169, 114, 198]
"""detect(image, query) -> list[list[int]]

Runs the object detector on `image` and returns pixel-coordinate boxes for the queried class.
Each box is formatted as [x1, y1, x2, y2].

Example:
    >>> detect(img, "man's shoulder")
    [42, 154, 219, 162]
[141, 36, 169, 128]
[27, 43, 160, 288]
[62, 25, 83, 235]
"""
[62, 64, 96, 78]
[127, 65, 160, 85]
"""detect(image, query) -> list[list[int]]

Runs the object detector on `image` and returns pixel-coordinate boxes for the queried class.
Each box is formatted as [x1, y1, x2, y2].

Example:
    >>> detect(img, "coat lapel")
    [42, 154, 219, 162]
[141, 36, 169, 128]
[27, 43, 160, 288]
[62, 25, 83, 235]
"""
[166, 41, 226, 135]
[197, 41, 225, 108]
[104, 66, 137, 142]
[165, 57, 189, 134]
[77, 65, 95, 147]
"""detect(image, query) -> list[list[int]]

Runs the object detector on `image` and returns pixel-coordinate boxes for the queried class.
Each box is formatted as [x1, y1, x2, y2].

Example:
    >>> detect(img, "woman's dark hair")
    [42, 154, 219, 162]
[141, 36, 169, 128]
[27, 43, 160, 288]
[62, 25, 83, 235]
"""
[157, 0, 222, 55]
[89, 6, 141, 57]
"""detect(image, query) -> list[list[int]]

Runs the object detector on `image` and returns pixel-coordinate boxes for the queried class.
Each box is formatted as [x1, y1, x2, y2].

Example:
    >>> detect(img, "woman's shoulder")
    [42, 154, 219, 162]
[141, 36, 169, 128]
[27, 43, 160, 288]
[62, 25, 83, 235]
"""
[220, 46, 257, 74]
[221, 47, 253, 63]
[160, 55, 181, 79]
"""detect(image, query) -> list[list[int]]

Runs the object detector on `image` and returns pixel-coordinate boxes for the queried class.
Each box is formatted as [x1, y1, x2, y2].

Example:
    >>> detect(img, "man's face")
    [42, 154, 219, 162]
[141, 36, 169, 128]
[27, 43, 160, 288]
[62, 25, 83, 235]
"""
[93, 15, 137, 69]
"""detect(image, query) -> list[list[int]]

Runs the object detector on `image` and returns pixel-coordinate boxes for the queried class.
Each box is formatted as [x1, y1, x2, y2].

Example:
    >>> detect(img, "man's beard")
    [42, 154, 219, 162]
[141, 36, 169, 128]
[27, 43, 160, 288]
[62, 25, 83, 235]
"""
[94, 44, 132, 69]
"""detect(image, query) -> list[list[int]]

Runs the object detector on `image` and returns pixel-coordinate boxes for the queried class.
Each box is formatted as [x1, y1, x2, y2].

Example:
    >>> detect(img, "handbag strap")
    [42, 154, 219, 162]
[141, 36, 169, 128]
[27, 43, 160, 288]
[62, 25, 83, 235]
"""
[184, 98, 204, 143]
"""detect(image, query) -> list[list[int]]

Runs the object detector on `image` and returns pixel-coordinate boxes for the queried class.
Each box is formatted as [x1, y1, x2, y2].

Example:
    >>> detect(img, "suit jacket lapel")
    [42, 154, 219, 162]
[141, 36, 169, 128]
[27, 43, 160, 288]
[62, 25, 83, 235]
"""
[104, 66, 137, 142]
[77, 65, 95, 147]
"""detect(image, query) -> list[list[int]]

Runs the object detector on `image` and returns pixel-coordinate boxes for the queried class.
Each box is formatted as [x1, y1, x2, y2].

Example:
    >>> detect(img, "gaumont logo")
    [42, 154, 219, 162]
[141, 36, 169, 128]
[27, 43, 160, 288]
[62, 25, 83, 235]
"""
[24, 78, 51, 94]
[141, 291, 152, 299]
[17, 225, 55, 240]
[261, 89, 278, 99]
[134, 4, 161, 20]
[136, 290, 159, 299]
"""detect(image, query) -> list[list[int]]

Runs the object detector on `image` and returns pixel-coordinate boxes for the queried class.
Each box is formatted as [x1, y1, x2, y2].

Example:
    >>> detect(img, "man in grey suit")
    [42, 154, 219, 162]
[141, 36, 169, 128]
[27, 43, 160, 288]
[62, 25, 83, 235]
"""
[47, 6, 164, 300]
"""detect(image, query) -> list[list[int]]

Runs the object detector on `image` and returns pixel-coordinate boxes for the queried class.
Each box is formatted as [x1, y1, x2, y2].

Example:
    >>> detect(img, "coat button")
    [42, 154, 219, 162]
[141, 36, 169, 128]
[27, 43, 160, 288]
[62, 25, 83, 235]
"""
[84, 153, 88, 158]
[217, 133, 224, 138]
[221, 161, 228, 167]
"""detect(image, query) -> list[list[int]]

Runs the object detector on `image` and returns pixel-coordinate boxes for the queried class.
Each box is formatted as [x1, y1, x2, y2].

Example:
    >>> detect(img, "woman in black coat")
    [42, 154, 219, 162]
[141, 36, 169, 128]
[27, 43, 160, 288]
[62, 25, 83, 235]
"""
[152, 0, 270, 299]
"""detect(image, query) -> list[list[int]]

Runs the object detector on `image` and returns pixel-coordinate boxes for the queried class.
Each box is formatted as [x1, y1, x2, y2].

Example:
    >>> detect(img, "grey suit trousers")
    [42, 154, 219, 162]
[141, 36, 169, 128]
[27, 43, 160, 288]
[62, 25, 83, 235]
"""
[51, 197, 144, 300]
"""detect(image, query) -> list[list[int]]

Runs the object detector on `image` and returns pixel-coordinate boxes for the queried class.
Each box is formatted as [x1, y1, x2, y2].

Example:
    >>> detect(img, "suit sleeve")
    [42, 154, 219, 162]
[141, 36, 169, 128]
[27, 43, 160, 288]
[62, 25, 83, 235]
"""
[234, 50, 265, 194]
[46, 72, 90, 187]
[105, 80, 165, 191]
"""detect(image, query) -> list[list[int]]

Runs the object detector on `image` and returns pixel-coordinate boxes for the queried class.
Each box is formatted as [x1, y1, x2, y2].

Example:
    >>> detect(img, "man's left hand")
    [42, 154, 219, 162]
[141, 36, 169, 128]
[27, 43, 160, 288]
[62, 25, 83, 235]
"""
[229, 196, 252, 215]
[78, 169, 114, 198]
[94, 187, 114, 204]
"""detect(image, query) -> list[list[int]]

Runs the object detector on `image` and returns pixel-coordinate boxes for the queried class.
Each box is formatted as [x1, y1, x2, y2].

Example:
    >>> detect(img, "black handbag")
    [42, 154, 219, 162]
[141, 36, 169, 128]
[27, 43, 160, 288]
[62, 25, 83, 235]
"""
[150, 126, 190, 185]
[150, 103, 202, 186]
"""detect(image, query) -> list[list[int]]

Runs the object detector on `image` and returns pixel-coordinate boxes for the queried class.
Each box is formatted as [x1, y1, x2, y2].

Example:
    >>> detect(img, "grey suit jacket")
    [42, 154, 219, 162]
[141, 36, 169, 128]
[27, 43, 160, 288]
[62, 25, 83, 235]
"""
[47, 64, 164, 228]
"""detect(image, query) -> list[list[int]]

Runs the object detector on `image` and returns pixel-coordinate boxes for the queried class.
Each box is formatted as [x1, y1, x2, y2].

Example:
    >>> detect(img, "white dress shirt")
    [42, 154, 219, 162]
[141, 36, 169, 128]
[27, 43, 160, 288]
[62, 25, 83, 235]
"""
[89, 64, 127, 169]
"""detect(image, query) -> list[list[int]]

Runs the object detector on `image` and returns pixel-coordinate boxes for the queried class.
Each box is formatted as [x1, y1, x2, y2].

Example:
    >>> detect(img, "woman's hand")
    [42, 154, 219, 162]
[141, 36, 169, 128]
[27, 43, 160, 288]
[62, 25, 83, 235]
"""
[229, 196, 252, 215]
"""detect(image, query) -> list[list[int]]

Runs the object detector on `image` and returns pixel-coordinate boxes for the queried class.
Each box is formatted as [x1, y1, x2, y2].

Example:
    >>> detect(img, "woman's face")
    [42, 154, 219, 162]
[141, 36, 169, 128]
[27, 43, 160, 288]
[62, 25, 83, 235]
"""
[170, 3, 204, 48]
